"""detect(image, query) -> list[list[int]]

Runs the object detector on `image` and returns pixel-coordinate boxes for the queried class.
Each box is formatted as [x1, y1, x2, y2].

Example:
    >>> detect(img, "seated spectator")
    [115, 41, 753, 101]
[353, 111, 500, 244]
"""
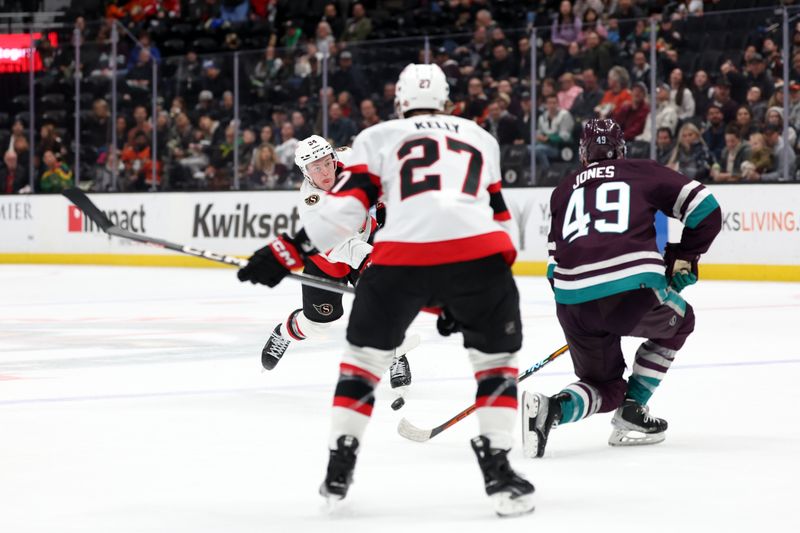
[667, 122, 714, 182]
[251, 46, 285, 100]
[744, 53, 774, 100]
[127, 105, 151, 146]
[258, 125, 275, 149]
[1, 150, 28, 194]
[331, 51, 367, 101]
[539, 40, 565, 82]
[126, 47, 154, 92]
[484, 99, 522, 146]
[691, 70, 713, 119]
[238, 128, 257, 175]
[581, 7, 607, 39]
[552, 0, 583, 48]
[458, 77, 489, 122]
[759, 123, 797, 182]
[121, 131, 160, 190]
[201, 60, 231, 100]
[275, 122, 299, 169]
[613, 0, 644, 41]
[765, 107, 797, 148]
[176, 51, 203, 96]
[490, 43, 517, 81]
[6, 119, 26, 154]
[582, 30, 613, 80]
[629, 50, 651, 87]
[337, 91, 355, 119]
[596, 66, 631, 118]
[37, 123, 66, 162]
[702, 105, 726, 161]
[39, 150, 73, 193]
[205, 123, 237, 190]
[740, 132, 774, 181]
[711, 126, 750, 183]
[377, 82, 396, 121]
[655, 127, 675, 165]
[216, 91, 235, 124]
[248, 143, 288, 189]
[126, 31, 161, 70]
[570, 68, 603, 122]
[563, 41, 583, 75]
[612, 82, 650, 141]
[328, 103, 357, 147]
[342, 2, 372, 42]
[623, 20, 650, 59]
[668, 68, 695, 121]
[321, 2, 345, 39]
[291, 111, 312, 140]
[358, 99, 381, 131]
[745, 86, 767, 126]
[636, 83, 679, 142]
[734, 105, 758, 139]
[535, 94, 574, 178]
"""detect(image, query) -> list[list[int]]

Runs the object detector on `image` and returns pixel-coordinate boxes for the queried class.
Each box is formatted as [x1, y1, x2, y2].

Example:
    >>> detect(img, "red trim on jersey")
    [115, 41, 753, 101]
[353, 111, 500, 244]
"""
[333, 396, 374, 416]
[493, 211, 511, 221]
[332, 188, 371, 210]
[421, 306, 441, 315]
[340, 362, 380, 383]
[371, 232, 517, 266]
[474, 367, 519, 381]
[475, 396, 518, 409]
[487, 181, 502, 194]
[308, 254, 351, 278]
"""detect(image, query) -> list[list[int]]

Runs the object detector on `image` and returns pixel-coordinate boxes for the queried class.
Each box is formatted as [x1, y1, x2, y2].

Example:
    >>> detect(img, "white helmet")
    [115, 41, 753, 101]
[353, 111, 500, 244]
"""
[294, 135, 335, 179]
[394, 63, 449, 118]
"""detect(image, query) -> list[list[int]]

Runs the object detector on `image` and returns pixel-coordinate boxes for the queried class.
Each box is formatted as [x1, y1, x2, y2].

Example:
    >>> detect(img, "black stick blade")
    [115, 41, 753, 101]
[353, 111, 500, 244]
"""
[63, 188, 114, 232]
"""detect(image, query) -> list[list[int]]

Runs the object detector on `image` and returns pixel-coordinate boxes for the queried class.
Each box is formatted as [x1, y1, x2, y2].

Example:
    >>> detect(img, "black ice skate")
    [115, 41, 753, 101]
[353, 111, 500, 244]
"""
[470, 436, 535, 518]
[608, 399, 668, 446]
[319, 435, 359, 505]
[261, 324, 292, 370]
[521, 391, 565, 458]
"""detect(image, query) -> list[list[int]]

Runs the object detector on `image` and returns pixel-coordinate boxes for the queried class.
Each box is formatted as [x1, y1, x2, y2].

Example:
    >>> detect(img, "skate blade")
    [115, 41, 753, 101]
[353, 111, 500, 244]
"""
[608, 427, 666, 447]
[491, 492, 535, 518]
[520, 392, 544, 458]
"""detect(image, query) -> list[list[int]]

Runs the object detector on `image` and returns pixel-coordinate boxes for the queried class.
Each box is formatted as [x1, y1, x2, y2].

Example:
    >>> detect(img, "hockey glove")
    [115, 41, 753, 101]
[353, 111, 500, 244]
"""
[375, 202, 386, 229]
[664, 243, 699, 293]
[436, 308, 461, 337]
[237, 230, 315, 287]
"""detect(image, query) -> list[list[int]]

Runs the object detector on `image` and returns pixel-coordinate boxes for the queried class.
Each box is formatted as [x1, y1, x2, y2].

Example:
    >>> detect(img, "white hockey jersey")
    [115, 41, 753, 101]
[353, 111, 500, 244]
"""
[298, 147, 374, 273]
[303, 114, 517, 266]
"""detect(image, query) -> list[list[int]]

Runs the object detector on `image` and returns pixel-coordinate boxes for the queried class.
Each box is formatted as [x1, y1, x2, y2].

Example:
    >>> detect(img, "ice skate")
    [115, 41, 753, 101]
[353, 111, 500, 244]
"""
[388, 334, 419, 410]
[608, 399, 667, 446]
[521, 391, 564, 458]
[261, 323, 292, 370]
[470, 436, 535, 518]
[319, 435, 359, 507]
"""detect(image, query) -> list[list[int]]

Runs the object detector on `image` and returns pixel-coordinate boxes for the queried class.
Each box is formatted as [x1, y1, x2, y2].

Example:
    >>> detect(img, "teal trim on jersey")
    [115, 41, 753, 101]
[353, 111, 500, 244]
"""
[626, 375, 662, 406]
[684, 195, 720, 229]
[546, 263, 556, 279]
[559, 389, 585, 424]
[656, 287, 687, 315]
[554, 273, 668, 304]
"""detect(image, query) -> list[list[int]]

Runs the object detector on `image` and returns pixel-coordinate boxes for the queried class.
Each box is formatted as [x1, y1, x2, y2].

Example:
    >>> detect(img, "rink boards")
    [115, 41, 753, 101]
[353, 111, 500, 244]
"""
[0, 184, 798, 281]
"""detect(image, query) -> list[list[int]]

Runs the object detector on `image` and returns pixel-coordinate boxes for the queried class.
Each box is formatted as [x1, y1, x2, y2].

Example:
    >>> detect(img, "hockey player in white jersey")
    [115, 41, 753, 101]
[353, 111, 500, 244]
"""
[237, 64, 534, 517]
[258, 135, 413, 399]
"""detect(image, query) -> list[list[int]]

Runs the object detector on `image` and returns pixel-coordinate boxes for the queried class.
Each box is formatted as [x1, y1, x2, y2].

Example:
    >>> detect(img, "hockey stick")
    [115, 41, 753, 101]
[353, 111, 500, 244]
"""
[62, 188, 355, 295]
[397, 343, 569, 443]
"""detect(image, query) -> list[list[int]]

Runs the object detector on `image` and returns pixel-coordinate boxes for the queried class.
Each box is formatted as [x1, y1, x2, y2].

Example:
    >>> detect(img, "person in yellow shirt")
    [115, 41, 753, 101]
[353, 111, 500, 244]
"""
[39, 150, 73, 193]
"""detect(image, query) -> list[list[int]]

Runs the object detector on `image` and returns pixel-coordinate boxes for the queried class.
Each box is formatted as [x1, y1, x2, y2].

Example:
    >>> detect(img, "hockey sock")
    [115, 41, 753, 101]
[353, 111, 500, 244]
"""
[285, 310, 333, 341]
[329, 344, 393, 449]
[557, 382, 602, 424]
[626, 341, 676, 406]
[469, 349, 518, 450]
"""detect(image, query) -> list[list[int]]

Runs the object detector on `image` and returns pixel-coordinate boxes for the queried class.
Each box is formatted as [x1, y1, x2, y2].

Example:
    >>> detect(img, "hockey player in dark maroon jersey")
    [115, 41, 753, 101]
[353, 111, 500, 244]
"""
[521, 118, 721, 456]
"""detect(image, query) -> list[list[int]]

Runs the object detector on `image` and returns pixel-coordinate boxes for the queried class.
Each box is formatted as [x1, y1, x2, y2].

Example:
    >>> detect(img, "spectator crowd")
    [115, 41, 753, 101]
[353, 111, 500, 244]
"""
[1, 0, 798, 195]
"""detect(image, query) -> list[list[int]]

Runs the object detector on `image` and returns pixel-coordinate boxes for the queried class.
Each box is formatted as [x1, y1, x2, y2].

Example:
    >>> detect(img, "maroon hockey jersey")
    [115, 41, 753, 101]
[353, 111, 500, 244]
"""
[547, 159, 721, 304]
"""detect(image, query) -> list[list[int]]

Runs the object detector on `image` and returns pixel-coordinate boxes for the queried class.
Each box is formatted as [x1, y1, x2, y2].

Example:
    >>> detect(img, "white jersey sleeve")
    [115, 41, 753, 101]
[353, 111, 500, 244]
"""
[298, 170, 373, 269]
[304, 114, 516, 266]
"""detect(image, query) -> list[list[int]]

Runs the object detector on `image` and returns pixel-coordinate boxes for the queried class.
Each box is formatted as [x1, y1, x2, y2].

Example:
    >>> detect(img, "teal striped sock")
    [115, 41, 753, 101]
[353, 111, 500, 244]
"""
[626, 375, 661, 405]
[557, 382, 602, 424]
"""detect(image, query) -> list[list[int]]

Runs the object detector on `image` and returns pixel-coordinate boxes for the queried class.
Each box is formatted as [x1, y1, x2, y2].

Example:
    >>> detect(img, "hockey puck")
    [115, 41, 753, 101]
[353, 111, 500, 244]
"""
[391, 397, 405, 411]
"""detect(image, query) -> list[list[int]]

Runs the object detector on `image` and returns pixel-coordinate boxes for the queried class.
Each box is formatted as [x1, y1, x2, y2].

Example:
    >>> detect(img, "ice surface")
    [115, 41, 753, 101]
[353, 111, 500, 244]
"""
[1, 265, 798, 532]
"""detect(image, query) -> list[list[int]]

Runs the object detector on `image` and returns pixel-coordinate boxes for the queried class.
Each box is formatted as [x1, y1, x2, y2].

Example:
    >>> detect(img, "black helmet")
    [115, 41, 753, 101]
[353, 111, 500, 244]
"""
[579, 118, 626, 166]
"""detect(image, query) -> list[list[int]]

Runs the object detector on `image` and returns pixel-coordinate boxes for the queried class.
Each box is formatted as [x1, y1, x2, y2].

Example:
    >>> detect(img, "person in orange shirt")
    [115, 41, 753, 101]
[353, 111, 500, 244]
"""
[596, 66, 632, 118]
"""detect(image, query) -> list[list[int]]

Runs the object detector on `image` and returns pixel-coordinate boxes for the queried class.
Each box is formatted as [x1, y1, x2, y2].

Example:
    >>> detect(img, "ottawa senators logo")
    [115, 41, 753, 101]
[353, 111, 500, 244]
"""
[305, 194, 320, 206]
[313, 303, 334, 316]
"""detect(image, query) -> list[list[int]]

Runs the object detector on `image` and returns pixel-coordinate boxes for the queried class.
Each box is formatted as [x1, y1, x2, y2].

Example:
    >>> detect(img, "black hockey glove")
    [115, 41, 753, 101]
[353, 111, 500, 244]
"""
[375, 202, 386, 229]
[237, 230, 316, 287]
[663, 243, 699, 293]
[436, 308, 461, 337]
